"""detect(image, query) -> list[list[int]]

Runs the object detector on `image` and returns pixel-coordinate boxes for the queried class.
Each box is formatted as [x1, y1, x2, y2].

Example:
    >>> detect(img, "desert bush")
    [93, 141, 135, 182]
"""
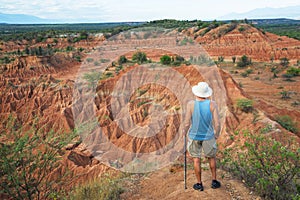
[237, 55, 251, 68]
[115, 65, 123, 73]
[68, 174, 124, 200]
[286, 67, 300, 76]
[100, 58, 110, 63]
[221, 133, 300, 200]
[172, 55, 185, 66]
[132, 51, 147, 64]
[118, 55, 127, 65]
[75, 56, 81, 62]
[275, 115, 298, 134]
[238, 26, 245, 32]
[66, 46, 74, 52]
[86, 58, 94, 63]
[280, 57, 289, 67]
[218, 56, 224, 62]
[236, 98, 254, 113]
[160, 55, 171, 65]
[190, 55, 214, 66]
[291, 101, 300, 107]
[0, 117, 75, 200]
[240, 71, 249, 77]
[280, 90, 291, 99]
[0, 56, 12, 64]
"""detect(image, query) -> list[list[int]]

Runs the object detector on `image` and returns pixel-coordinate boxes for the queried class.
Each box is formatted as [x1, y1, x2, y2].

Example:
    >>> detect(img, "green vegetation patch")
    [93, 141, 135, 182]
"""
[221, 132, 300, 200]
[68, 174, 124, 200]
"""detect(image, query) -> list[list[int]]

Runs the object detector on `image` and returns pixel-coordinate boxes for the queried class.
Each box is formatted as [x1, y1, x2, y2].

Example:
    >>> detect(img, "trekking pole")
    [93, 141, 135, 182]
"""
[184, 134, 187, 190]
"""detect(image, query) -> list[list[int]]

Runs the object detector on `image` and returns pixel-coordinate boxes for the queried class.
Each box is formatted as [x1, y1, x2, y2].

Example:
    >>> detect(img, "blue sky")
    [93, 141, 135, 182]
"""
[0, 0, 299, 22]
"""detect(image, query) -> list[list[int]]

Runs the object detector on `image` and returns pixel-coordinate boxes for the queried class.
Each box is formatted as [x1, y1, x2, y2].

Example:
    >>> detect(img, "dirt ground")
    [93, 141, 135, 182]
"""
[121, 160, 260, 200]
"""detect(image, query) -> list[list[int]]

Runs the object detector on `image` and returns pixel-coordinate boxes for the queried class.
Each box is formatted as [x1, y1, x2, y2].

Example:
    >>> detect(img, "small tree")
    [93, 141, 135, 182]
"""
[118, 55, 127, 65]
[232, 56, 236, 63]
[160, 55, 171, 65]
[237, 55, 251, 68]
[0, 117, 75, 199]
[132, 52, 147, 64]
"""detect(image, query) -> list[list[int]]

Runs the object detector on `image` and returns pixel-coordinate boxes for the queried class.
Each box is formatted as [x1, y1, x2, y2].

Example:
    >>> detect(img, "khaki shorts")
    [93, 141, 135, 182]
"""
[187, 137, 217, 158]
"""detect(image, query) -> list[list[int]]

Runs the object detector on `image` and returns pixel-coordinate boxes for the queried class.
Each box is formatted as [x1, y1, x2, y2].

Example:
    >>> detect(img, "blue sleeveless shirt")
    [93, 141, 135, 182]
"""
[188, 100, 214, 141]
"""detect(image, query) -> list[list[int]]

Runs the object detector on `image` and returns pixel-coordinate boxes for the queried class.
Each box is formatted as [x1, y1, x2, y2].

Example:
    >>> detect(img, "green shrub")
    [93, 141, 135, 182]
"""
[160, 55, 171, 65]
[241, 68, 253, 77]
[218, 56, 224, 62]
[240, 71, 249, 77]
[132, 51, 147, 64]
[75, 56, 81, 62]
[115, 65, 123, 73]
[221, 133, 300, 200]
[236, 98, 254, 113]
[86, 58, 94, 63]
[275, 115, 298, 134]
[238, 26, 245, 32]
[237, 55, 251, 68]
[280, 90, 291, 99]
[172, 55, 185, 66]
[118, 55, 127, 65]
[68, 174, 124, 200]
[100, 58, 110, 63]
[0, 117, 75, 200]
[66, 46, 74, 52]
[286, 67, 300, 76]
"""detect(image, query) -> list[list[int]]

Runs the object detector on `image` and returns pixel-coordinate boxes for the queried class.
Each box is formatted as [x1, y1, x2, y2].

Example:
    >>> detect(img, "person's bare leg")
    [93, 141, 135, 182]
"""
[208, 157, 217, 180]
[193, 157, 202, 183]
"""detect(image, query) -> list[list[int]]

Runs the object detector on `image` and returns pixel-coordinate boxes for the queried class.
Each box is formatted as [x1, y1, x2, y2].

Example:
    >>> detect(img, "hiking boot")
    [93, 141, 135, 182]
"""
[211, 180, 221, 189]
[193, 183, 204, 191]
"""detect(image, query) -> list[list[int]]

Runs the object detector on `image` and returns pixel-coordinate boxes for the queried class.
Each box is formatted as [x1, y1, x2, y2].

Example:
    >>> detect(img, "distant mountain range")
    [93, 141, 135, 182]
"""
[1, 5, 300, 24]
[220, 5, 300, 20]
[0, 13, 55, 24]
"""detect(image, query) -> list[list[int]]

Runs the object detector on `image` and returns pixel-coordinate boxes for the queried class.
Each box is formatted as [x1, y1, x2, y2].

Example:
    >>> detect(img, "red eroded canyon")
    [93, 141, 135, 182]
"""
[0, 23, 299, 199]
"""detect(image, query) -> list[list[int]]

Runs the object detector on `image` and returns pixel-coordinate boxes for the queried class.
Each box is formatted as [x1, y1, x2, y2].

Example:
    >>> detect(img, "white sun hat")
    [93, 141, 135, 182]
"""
[192, 82, 213, 98]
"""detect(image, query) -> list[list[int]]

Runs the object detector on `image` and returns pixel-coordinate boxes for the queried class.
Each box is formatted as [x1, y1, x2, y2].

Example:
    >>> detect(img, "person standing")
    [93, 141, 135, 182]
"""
[183, 82, 221, 191]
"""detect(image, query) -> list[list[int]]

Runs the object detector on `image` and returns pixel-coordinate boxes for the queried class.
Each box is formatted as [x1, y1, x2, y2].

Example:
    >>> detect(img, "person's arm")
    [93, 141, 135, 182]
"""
[182, 100, 194, 137]
[210, 101, 221, 139]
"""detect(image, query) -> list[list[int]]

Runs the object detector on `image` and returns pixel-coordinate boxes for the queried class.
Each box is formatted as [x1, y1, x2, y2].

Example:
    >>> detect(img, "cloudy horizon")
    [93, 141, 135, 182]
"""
[0, 0, 299, 22]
